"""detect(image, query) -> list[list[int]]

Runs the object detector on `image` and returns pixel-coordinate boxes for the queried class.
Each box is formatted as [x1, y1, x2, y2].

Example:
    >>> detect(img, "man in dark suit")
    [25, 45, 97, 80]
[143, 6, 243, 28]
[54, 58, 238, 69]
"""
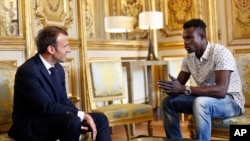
[8, 26, 111, 141]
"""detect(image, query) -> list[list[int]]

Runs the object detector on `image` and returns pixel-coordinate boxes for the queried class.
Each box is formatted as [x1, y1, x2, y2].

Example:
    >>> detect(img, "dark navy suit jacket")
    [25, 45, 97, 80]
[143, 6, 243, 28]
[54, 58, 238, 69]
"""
[8, 53, 79, 140]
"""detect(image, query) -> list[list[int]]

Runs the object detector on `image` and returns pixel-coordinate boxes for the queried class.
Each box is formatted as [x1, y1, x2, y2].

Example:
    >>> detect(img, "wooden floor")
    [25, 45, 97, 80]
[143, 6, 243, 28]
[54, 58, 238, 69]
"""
[110, 117, 227, 141]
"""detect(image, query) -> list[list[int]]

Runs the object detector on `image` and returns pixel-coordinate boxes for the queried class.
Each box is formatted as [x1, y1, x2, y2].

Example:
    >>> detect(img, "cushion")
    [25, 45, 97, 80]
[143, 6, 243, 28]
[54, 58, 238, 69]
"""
[212, 107, 250, 130]
[92, 103, 153, 121]
[0, 133, 14, 141]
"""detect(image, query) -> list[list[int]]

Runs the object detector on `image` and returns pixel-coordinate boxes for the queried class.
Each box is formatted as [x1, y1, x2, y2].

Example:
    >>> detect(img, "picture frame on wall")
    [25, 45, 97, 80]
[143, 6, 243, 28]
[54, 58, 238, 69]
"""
[226, 0, 250, 45]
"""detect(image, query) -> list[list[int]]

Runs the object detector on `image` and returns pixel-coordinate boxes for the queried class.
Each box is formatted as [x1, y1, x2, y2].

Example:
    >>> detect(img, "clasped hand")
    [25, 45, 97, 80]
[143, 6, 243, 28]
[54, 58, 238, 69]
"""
[157, 74, 184, 96]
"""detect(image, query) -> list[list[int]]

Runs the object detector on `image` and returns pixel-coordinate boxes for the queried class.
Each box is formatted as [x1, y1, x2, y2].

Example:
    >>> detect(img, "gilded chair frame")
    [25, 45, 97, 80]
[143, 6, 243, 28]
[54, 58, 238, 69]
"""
[85, 57, 154, 140]
[86, 57, 126, 109]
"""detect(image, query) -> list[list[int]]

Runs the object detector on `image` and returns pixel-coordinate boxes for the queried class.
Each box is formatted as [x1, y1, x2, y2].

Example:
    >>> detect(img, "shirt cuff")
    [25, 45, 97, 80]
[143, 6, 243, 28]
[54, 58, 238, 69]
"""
[77, 111, 85, 121]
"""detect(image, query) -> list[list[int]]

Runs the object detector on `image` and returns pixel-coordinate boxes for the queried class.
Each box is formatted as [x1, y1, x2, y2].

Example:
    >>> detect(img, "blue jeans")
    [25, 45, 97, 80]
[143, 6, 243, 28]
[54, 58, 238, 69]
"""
[161, 94, 241, 141]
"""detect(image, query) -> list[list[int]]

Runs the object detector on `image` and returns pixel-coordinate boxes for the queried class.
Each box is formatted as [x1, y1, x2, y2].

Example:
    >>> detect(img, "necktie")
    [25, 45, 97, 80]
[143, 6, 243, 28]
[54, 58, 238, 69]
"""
[49, 67, 59, 101]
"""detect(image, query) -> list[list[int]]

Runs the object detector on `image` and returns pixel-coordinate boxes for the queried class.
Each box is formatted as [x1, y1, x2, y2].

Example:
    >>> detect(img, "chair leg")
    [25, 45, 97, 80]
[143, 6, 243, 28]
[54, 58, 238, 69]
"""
[187, 115, 196, 139]
[125, 124, 131, 140]
[130, 123, 135, 136]
[148, 120, 153, 136]
[110, 126, 114, 134]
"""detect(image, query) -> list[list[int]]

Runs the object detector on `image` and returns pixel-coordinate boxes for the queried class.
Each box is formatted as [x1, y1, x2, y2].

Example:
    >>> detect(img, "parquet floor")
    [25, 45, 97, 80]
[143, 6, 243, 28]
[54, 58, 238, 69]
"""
[110, 116, 227, 141]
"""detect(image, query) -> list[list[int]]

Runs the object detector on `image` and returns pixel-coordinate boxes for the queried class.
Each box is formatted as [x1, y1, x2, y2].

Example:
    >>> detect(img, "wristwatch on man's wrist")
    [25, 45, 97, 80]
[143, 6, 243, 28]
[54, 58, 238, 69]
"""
[184, 86, 191, 95]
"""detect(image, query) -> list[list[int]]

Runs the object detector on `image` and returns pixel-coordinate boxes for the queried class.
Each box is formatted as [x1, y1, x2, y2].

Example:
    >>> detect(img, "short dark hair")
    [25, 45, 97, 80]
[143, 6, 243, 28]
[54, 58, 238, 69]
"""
[35, 26, 68, 54]
[183, 19, 206, 34]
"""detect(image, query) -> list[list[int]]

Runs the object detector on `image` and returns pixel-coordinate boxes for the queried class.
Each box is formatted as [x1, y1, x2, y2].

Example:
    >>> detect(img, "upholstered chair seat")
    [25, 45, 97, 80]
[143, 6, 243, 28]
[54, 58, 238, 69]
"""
[92, 103, 153, 124]
[188, 107, 250, 139]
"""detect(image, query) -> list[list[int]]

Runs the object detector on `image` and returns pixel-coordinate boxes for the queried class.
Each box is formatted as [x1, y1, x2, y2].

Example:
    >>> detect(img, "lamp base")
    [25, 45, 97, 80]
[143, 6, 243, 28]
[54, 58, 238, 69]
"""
[146, 52, 158, 60]
[146, 42, 158, 61]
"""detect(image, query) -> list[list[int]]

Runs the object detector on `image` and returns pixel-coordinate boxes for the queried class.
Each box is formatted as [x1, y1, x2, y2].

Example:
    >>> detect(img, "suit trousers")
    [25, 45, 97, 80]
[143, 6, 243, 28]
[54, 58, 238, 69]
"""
[9, 112, 111, 141]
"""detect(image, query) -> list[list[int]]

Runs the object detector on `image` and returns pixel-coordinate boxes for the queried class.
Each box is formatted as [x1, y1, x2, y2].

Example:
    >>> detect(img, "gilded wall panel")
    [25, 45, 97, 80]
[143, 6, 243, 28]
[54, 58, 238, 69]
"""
[85, 0, 95, 38]
[159, 0, 201, 37]
[60, 58, 77, 98]
[108, 0, 147, 40]
[0, 0, 26, 52]
[226, 0, 250, 45]
[34, 0, 73, 30]
[0, 0, 19, 36]
[85, 0, 148, 40]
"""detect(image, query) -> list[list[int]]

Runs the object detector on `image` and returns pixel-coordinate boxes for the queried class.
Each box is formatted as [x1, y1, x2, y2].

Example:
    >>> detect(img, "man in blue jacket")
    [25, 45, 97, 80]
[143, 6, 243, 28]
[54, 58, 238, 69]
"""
[8, 26, 111, 141]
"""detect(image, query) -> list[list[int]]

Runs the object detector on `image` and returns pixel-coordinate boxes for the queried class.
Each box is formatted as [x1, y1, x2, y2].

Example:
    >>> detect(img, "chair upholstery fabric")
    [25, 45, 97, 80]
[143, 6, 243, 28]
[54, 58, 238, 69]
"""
[92, 103, 153, 123]
[188, 49, 250, 139]
[0, 62, 17, 140]
[0, 133, 15, 141]
[86, 57, 154, 140]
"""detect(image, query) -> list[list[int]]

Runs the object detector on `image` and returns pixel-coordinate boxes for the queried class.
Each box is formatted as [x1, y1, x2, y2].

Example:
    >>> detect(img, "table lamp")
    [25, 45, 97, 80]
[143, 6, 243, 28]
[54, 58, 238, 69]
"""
[104, 16, 135, 40]
[139, 11, 163, 60]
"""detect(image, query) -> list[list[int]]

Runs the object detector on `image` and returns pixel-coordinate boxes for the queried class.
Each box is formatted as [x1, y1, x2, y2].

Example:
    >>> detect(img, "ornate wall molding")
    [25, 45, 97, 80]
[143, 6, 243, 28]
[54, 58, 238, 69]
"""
[34, 0, 73, 30]
[226, 0, 250, 45]
[87, 40, 148, 50]
[0, 0, 19, 36]
[159, 0, 201, 37]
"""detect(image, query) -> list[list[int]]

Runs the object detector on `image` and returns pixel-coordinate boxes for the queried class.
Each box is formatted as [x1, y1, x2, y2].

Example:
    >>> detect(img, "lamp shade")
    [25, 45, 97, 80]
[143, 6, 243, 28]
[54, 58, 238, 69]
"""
[104, 16, 135, 33]
[139, 11, 163, 30]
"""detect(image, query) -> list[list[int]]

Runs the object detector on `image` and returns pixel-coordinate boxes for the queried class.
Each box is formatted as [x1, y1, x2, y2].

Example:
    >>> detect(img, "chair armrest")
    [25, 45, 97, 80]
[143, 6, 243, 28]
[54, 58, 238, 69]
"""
[68, 96, 80, 105]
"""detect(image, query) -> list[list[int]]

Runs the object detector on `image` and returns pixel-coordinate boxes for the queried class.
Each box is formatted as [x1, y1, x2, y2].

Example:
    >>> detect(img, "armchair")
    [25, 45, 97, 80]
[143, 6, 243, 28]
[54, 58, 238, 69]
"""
[0, 62, 89, 141]
[85, 57, 154, 140]
[0, 62, 17, 141]
[188, 48, 250, 139]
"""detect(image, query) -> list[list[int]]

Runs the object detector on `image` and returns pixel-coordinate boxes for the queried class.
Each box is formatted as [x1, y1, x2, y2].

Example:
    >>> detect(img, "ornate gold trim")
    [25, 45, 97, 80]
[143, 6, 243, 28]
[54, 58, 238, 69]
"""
[0, 60, 17, 65]
[77, 0, 88, 111]
[87, 40, 148, 50]
[158, 41, 184, 50]
[204, 0, 218, 43]
[0, 0, 19, 36]
[60, 58, 76, 98]
[0, 0, 26, 51]
[105, 0, 148, 40]
[226, 0, 250, 45]
[85, 57, 126, 109]
[34, 0, 73, 30]
[233, 48, 250, 55]
[159, 0, 201, 37]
